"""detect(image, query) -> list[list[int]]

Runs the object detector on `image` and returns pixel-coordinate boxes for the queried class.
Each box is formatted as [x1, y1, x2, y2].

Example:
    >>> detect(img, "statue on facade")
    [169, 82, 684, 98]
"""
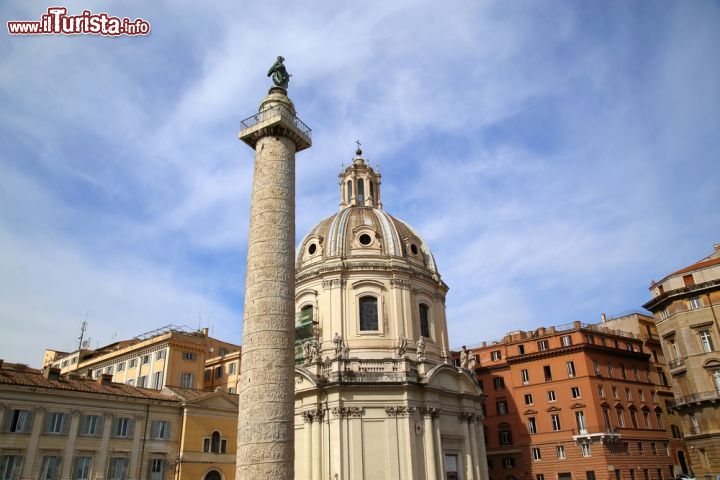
[267, 56, 291, 89]
[416, 336, 426, 362]
[396, 334, 408, 358]
[460, 345, 469, 369]
[333, 332, 344, 359]
[302, 338, 322, 364]
[468, 354, 477, 371]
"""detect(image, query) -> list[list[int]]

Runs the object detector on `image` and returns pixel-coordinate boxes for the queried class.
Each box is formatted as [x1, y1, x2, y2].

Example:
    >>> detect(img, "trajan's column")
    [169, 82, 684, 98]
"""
[236, 57, 311, 478]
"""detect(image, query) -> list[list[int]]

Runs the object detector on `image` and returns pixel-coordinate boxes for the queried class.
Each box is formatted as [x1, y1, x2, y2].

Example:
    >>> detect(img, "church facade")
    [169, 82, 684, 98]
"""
[292, 148, 487, 480]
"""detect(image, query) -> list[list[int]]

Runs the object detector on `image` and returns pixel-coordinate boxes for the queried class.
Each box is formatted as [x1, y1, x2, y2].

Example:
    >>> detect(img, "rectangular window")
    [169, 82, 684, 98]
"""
[593, 360, 601, 376]
[625, 388, 632, 400]
[551, 414, 561, 431]
[537, 475, 545, 480]
[117, 362, 125, 372]
[538, 340, 549, 351]
[532, 448, 541, 461]
[524, 394, 533, 405]
[180, 372, 195, 388]
[72, 457, 92, 480]
[656, 412, 664, 429]
[39, 456, 61, 480]
[106, 366, 113, 374]
[566, 361, 576, 378]
[643, 411, 651, 428]
[683, 274, 695, 286]
[141, 355, 149, 365]
[45, 412, 67, 434]
[612, 386, 619, 399]
[129, 359, 138, 368]
[359, 296, 379, 331]
[496, 401, 508, 415]
[521, 369, 529, 385]
[229, 362, 236, 374]
[688, 297, 702, 309]
[215, 366, 223, 379]
[149, 459, 164, 480]
[638, 442, 644, 455]
[617, 409, 625, 427]
[620, 364, 627, 379]
[581, 443, 591, 457]
[204, 370, 211, 381]
[608, 363, 615, 378]
[107, 458, 129, 480]
[633, 366, 640, 381]
[699, 330, 714, 353]
[6, 409, 32, 433]
[528, 417, 537, 434]
[556, 446, 566, 459]
[79, 415, 101, 436]
[571, 387, 581, 399]
[151, 420, 170, 440]
[544, 365, 553, 381]
[561, 335, 572, 347]
[502, 457, 515, 468]
[660, 309, 669, 320]
[113, 417, 133, 438]
[638, 389, 645, 401]
[493, 377, 504, 390]
[499, 430, 513, 446]
[155, 350, 165, 360]
[491, 350, 501, 361]
[547, 390, 556, 402]
[518, 345, 525, 355]
[182, 352, 197, 361]
[126, 379, 134, 387]
[0, 455, 22, 480]
[137, 375, 147, 388]
[598, 384, 606, 397]
[587, 472, 596, 480]
[153, 372, 162, 390]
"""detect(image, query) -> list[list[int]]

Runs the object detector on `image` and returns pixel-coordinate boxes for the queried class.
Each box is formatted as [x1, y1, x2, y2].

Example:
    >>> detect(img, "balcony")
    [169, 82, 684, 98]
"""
[674, 390, 720, 408]
[668, 357, 686, 371]
[572, 425, 621, 444]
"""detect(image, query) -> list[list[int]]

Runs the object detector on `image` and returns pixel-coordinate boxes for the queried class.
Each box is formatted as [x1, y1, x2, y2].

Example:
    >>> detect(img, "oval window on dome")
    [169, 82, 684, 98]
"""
[358, 234, 372, 246]
[308, 243, 317, 255]
[410, 244, 418, 255]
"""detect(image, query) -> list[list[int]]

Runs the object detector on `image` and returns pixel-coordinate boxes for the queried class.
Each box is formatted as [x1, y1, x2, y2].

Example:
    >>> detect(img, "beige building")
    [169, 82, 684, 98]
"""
[43, 326, 240, 391]
[0, 360, 238, 480]
[292, 148, 487, 480]
[643, 243, 720, 478]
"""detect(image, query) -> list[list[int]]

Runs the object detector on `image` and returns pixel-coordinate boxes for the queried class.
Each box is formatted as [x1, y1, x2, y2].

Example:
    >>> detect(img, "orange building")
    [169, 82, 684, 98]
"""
[466, 319, 681, 480]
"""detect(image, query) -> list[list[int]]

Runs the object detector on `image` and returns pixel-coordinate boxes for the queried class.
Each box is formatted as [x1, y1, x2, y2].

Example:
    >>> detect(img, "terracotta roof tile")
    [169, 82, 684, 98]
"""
[0, 363, 179, 402]
[669, 257, 720, 277]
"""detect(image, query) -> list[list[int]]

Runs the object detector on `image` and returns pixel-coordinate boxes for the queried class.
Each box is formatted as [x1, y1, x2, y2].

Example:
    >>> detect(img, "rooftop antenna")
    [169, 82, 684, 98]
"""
[77, 314, 88, 351]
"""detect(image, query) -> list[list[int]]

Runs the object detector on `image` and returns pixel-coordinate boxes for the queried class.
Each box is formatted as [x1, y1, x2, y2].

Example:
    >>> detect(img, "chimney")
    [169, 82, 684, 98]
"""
[0, 359, 3, 369]
[97, 374, 113, 386]
[573, 320, 581, 328]
[43, 367, 61, 381]
[713, 243, 720, 256]
[601, 313, 607, 323]
[201, 327, 209, 337]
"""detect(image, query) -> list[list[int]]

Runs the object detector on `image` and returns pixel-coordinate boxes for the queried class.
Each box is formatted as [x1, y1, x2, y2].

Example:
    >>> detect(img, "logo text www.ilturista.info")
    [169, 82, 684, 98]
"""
[8, 7, 150, 36]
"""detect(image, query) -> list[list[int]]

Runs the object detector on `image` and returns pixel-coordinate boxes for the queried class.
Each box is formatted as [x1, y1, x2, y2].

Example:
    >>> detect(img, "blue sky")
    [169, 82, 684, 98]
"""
[1, 1, 718, 364]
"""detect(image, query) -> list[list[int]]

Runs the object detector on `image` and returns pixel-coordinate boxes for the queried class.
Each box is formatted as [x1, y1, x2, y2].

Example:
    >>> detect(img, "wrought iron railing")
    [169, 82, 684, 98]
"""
[668, 357, 685, 369]
[239, 105, 312, 138]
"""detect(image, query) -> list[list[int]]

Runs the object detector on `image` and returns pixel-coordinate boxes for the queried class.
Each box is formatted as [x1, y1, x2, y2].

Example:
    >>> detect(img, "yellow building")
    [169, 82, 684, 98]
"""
[43, 326, 239, 391]
[202, 351, 241, 393]
[0, 360, 238, 480]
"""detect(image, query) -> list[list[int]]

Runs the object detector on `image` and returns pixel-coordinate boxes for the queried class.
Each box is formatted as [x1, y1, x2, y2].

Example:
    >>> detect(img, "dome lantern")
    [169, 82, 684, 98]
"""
[338, 141, 382, 210]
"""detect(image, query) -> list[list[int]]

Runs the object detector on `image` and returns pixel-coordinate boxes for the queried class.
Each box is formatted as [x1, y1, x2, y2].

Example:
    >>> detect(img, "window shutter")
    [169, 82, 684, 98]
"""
[78, 415, 86, 435]
[151, 421, 159, 439]
[163, 422, 170, 440]
[44, 412, 54, 433]
[126, 419, 135, 438]
[3, 411, 13, 432]
[96, 415, 104, 436]
[121, 458, 129, 479]
[12, 457, 24, 479]
[61, 414, 70, 434]
[23, 411, 34, 433]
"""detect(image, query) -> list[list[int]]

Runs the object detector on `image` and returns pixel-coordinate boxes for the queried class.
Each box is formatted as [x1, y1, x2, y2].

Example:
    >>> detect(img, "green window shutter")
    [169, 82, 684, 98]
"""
[61, 414, 70, 434]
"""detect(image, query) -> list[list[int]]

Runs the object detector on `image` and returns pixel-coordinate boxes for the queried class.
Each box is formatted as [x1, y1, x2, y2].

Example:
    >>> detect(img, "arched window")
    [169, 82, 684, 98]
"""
[346, 180, 352, 203]
[211, 431, 221, 453]
[370, 181, 375, 201]
[204, 470, 222, 480]
[359, 296, 378, 331]
[357, 179, 365, 204]
[419, 303, 430, 338]
[300, 305, 313, 323]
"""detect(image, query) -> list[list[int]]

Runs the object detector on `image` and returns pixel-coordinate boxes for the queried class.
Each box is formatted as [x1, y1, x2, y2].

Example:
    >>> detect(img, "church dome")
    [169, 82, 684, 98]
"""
[295, 145, 440, 282]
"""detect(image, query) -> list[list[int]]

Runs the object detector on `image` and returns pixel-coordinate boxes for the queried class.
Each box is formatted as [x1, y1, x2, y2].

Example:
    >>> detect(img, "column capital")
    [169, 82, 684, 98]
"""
[331, 406, 363, 418]
[385, 406, 416, 417]
[420, 407, 441, 418]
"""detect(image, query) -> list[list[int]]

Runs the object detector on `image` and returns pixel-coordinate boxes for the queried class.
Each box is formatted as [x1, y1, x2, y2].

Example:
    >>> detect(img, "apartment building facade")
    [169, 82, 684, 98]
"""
[469, 320, 680, 480]
[42, 326, 240, 391]
[0, 361, 237, 480]
[644, 243, 720, 478]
